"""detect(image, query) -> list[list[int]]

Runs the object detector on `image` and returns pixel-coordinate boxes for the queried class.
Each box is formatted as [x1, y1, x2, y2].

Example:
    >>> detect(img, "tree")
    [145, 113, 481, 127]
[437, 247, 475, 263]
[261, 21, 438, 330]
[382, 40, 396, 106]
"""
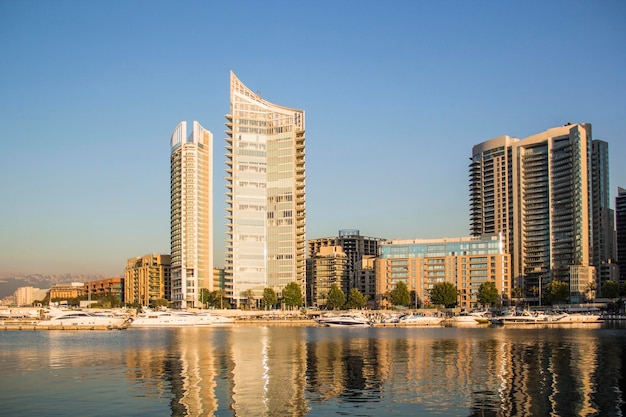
[282, 282, 303, 309]
[326, 283, 346, 310]
[206, 290, 230, 309]
[584, 281, 597, 302]
[262, 288, 277, 309]
[199, 288, 211, 308]
[388, 281, 411, 307]
[543, 280, 569, 305]
[243, 289, 255, 309]
[430, 282, 458, 308]
[477, 282, 498, 307]
[345, 288, 368, 310]
[602, 280, 619, 298]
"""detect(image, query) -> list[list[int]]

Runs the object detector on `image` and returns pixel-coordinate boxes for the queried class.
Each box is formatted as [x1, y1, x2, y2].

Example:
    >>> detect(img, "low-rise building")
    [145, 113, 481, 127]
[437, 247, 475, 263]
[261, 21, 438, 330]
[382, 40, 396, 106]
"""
[376, 234, 510, 310]
[308, 245, 349, 308]
[84, 277, 124, 303]
[49, 282, 85, 301]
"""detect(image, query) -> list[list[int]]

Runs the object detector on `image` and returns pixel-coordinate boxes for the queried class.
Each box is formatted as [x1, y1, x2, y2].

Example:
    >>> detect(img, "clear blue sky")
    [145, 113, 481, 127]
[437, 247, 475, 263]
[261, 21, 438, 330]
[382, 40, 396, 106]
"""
[1, 1, 624, 276]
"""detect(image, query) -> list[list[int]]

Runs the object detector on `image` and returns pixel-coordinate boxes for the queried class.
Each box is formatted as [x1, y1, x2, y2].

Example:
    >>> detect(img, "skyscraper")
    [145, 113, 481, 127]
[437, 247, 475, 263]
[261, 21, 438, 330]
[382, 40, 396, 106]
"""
[617, 187, 626, 287]
[470, 123, 609, 302]
[591, 140, 617, 293]
[170, 121, 213, 309]
[225, 72, 306, 305]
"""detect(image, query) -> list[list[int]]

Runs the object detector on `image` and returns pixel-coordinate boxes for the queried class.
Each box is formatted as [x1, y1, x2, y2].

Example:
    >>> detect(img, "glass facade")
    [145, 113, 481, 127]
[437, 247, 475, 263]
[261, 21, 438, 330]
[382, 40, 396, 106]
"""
[225, 72, 305, 302]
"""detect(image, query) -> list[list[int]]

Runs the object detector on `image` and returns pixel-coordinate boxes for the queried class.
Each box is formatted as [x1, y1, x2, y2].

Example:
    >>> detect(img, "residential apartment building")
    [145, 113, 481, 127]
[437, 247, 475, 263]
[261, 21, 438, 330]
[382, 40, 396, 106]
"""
[376, 234, 510, 310]
[617, 187, 626, 286]
[308, 246, 349, 308]
[225, 71, 306, 304]
[171, 121, 213, 309]
[124, 254, 171, 306]
[470, 123, 611, 302]
[14, 286, 45, 306]
[84, 277, 124, 303]
[591, 140, 618, 292]
[307, 230, 384, 305]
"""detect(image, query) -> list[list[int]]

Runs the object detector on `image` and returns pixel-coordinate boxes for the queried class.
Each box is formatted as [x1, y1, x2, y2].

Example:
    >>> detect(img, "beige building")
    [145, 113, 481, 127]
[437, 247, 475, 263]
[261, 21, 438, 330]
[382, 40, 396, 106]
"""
[49, 282, 85, 301]
[307, 230, 384, 304]
[470, 123, 607, 302]
[84, 277, 124, 303]
[14, 286, 43, 306]
[376, 234, 510, 310]
[170, 121, 213, 308]
[309, 245, 349, 308]
[124, 254, 171, 306]
[225, 71, 306, 304]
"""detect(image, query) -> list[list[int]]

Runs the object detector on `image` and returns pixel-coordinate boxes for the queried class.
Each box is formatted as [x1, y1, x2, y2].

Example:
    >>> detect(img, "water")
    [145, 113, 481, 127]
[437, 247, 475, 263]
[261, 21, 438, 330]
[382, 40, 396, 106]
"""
[1, 324, 625, 416]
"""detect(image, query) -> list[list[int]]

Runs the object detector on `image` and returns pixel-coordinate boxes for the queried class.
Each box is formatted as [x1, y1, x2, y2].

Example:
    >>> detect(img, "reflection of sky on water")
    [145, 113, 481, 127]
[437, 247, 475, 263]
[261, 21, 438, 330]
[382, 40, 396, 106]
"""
[1, 326, 625, 416]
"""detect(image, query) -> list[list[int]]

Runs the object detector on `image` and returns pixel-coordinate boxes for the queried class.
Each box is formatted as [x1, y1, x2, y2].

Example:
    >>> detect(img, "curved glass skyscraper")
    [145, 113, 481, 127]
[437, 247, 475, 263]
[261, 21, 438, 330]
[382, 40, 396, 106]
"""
[225, 72, 306, 304]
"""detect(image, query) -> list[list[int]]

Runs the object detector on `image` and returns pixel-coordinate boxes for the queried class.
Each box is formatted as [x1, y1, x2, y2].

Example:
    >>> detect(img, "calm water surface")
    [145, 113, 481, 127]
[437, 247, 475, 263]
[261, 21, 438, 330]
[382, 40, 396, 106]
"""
[1, 324, 626, 416]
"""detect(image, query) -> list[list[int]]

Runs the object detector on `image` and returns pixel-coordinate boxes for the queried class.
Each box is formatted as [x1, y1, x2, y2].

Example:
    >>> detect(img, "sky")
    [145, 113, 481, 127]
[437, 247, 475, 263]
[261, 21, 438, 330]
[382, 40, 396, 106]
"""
[1, 0, 624, 276]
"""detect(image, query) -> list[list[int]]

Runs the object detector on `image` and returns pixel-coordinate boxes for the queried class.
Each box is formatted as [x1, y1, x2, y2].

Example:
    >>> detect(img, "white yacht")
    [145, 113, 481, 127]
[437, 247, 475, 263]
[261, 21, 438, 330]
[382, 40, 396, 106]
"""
[196, 312, 235, 325]
[449, 311, 490, 326]
[36, 308, 130, 329]
[317, 314, 371, 327]
[490, 310, 550, 325]
[547, 312, 602, 324]
[129, 308, 203, 327]
[394, 313, 443, 326]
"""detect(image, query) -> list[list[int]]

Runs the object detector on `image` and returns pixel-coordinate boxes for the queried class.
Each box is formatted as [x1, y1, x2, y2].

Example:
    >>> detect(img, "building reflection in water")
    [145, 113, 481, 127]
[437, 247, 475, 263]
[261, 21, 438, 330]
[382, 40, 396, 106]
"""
[121, 326, 625, 416]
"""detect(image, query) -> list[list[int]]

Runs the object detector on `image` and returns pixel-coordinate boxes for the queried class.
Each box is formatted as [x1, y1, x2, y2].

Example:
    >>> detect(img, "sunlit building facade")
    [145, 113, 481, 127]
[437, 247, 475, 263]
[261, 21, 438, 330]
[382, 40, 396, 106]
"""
[308, 245, 349, 308]
[307, 230, 384, 307]
[376, 234, 510, 310]
[170, 121, 213, 309]
[124, 254, 171, 306]
[225, 72, 306, 304]
[591, 140, 618, 293]
[617, 187, 626, 287]
[470, 123, 610, 302]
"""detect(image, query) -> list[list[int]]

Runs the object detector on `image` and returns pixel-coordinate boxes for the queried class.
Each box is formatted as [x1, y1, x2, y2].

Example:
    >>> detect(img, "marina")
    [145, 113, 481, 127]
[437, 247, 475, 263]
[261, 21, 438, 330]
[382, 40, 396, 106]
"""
[2, 323, 626, 416]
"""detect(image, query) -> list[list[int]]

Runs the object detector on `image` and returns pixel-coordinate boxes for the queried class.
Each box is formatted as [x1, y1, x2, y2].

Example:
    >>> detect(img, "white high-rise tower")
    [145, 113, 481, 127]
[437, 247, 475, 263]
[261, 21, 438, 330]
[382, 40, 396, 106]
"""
[225, 72, 306, 305]
[170, 121, 213, 309]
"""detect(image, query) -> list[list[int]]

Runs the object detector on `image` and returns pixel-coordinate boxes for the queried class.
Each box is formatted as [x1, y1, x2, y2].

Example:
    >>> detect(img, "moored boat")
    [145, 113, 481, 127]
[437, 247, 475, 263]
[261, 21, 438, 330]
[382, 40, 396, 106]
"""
[36, 308, 130, 330]
[129, 308, 203, 327]
[316, 314, 371, 327]
[547, 312, 602, 324]
[196, 312, 235, 325]
[449, 310, 490, 326]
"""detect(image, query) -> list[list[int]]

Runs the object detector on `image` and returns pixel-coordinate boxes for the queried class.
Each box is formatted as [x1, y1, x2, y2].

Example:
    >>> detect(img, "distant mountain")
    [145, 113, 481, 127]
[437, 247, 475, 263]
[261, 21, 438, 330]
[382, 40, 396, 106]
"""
[0, 274, 106, 299]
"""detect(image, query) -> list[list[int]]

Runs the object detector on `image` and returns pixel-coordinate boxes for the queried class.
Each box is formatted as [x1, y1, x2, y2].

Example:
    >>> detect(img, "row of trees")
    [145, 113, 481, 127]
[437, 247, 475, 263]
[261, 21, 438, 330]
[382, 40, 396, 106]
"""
[53, 279, 615, 311]
[198, 282, 305, 310]
[387, 281, 500, 309]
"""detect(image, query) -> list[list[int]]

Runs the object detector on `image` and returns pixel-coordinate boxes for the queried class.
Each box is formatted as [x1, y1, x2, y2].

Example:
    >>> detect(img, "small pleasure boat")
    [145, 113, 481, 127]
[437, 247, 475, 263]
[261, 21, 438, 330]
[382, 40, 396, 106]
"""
[394, 313, 443, 326]
[316, 314, 371, 327]
[449, 310, 490, 326]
